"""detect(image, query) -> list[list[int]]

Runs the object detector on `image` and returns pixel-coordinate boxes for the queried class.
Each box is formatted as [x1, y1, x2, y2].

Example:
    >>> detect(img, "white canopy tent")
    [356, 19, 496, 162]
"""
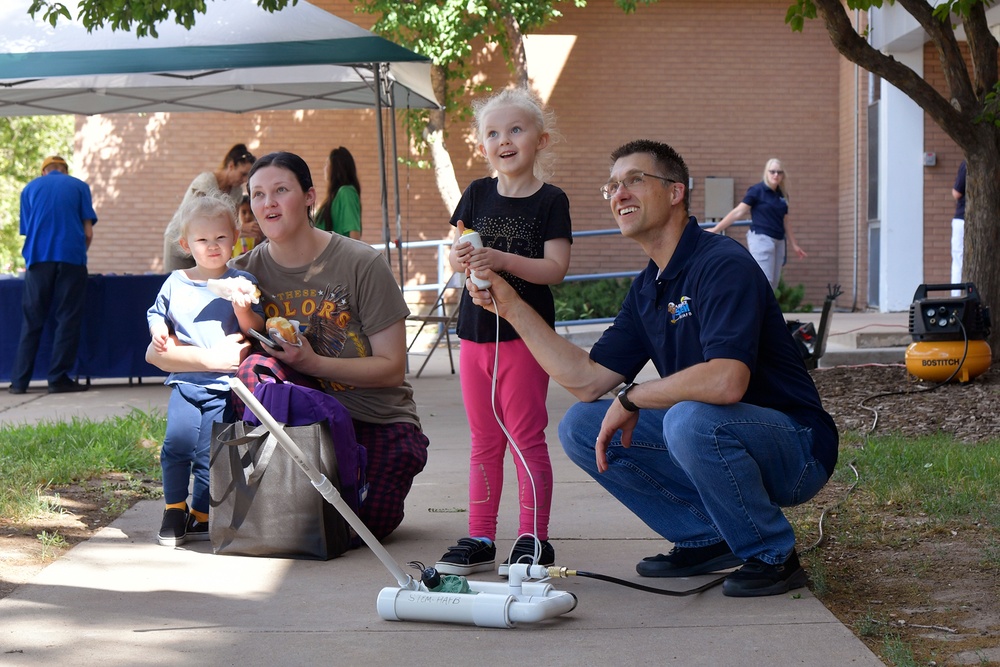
[0, 0, 441, 277]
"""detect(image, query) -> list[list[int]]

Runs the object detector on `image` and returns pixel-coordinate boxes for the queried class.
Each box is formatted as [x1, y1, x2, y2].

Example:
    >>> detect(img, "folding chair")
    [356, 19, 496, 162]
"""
[406, 271, 463, 378]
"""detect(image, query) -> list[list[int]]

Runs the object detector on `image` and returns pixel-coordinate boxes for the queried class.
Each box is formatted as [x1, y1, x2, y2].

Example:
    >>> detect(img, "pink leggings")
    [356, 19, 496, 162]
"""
[460, 338, 552, 541]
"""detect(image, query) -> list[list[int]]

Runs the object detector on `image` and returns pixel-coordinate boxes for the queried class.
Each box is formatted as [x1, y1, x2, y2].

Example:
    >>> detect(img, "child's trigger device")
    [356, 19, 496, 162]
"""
[460, 230, 491, 289]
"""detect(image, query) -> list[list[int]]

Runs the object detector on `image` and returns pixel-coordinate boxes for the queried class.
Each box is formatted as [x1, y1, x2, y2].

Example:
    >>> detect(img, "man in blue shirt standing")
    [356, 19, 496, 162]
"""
[464, 139, 838, 597]
[9, 156, 97, 394]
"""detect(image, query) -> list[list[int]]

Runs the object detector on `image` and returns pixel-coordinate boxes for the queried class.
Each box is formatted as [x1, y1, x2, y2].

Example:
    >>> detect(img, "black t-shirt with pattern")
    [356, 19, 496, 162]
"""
[449, 177, 572, 343]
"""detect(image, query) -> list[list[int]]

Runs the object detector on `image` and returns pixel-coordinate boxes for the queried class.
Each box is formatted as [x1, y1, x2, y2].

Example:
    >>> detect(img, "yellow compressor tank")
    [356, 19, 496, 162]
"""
[905, 340, 992, 383]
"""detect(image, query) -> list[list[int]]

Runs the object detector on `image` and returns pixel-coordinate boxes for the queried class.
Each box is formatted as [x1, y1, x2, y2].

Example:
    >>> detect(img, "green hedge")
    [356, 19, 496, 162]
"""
[552, 278, 632, 321]
[552, 276, 811, 321]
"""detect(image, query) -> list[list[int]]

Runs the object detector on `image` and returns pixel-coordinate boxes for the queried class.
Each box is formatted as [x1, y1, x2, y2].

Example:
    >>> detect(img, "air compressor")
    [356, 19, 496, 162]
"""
[905, 283, 991, 383]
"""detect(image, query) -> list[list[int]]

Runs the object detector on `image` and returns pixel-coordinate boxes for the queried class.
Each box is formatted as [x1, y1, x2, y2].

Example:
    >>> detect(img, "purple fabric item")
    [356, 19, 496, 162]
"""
[243, 372, 368, 514]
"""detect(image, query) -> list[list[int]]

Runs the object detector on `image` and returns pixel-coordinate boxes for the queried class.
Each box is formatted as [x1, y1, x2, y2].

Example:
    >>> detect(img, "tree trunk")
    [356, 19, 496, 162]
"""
[963, 145, 1000, 359]
[420, 13, 529, 220]
[502, 13, 529, 87]
[422, 63, 462, 216]
[810, 0, 1000, 360]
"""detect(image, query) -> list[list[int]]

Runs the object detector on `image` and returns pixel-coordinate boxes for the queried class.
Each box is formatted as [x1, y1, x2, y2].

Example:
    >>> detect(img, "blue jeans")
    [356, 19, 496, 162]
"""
[559, 400, 830, 565]
[162, 383, 232, 514]
[11, 261, 88, 387]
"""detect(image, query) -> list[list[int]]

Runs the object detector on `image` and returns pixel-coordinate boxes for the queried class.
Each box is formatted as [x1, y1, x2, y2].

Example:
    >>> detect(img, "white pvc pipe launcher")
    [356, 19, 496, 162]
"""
[232, 377, 579, 628]
[376, 564, 578, 628]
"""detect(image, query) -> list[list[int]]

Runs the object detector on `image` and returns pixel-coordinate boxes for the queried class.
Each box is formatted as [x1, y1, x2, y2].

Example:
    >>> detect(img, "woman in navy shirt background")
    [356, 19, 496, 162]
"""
[709, 158, 806, 290]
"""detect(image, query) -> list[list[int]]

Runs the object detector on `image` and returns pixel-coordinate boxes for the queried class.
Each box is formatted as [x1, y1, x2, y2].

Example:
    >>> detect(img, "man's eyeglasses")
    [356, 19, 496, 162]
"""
[600, 172, 676, 199]
[768, 169, 784, 175]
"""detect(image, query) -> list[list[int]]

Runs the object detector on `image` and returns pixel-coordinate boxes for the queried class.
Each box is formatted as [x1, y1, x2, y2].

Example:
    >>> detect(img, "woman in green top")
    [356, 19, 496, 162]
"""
[315, 146, 362, 239]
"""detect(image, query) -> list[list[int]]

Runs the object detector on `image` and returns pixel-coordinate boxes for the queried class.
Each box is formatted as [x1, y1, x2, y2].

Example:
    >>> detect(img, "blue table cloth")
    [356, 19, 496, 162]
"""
[0, 273, 168, 383]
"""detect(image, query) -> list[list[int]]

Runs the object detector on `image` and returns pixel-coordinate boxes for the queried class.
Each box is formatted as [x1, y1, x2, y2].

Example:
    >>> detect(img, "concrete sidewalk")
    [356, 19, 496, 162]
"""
[0, 320, 888, 666]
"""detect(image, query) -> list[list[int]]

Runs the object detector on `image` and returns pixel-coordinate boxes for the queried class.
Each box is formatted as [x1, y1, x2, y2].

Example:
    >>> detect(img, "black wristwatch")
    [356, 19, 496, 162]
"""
[617, 382, 640, 412]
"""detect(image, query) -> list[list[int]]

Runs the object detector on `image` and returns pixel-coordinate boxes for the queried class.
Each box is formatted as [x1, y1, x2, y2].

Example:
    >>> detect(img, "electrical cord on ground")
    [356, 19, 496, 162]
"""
[800, 460, 859, 555]
[546, 567, 729, 596]
[858, 317, 969, 435]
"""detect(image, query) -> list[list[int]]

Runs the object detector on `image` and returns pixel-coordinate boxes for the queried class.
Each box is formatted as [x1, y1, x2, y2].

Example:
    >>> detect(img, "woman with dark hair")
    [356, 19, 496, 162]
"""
[162, 143, 256, 272]
[231, 151, 427, 539]
[314, 146, 362, 239]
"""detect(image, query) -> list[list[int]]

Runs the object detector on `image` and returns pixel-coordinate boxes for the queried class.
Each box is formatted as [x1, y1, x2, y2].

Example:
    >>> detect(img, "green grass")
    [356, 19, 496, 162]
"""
[36, 530, 68, 558]
[881, 634, 918, 667]
[853, 609, 883, 638]
[0, 409, 165, 521]
[794, 434, 1000, 561]
[788, 432, 1000, 666]
[839, 434, 1000, 523]
[791, 432, 1000, 554]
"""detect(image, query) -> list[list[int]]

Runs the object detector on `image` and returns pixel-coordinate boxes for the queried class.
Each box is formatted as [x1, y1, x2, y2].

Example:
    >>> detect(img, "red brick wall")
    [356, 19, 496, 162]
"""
[78, 0, 845, 308]
[536, 0, 842, 309]
[835, 13, 869, 311]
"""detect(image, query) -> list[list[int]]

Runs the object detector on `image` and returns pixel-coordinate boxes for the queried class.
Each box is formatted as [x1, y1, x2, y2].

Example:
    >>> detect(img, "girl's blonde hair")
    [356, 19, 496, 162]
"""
[472, 86, 559, 181]
[173, 194, 239, 249]
[762, 158, 790, 201]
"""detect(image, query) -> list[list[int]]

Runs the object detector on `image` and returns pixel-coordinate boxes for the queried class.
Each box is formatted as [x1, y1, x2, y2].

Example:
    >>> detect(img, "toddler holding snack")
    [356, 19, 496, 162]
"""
[147, 194, 264, 546]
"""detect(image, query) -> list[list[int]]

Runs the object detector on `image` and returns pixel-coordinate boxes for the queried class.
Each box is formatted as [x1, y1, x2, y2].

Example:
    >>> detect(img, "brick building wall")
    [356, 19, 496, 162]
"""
[78, 0, 850, 308]
[535, 0, 843, 309]
[834, 10, 870, 312]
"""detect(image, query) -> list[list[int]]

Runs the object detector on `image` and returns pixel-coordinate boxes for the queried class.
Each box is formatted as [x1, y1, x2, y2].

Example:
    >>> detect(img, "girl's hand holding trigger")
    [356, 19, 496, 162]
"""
[455, 220, 505, 275]
[453, 219, 475, 268]
[468, 245, 505, 275]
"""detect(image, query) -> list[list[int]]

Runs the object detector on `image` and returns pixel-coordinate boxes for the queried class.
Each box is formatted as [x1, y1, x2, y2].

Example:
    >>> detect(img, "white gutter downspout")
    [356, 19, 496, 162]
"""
[852, 8, 861, 311]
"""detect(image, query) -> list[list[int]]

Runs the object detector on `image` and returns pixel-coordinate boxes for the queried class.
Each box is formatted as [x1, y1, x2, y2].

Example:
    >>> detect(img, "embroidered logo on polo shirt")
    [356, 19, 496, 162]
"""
[667, 296, 692, 324]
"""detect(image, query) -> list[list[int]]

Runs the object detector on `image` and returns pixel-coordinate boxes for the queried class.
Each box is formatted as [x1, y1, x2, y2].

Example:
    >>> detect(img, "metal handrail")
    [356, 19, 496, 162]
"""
[391, 221, 751, 312]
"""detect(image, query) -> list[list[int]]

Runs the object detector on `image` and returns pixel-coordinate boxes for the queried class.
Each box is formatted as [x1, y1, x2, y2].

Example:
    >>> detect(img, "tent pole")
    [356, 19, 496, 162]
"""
[373, 64, 393, 275]
[389, 81, 405, 287]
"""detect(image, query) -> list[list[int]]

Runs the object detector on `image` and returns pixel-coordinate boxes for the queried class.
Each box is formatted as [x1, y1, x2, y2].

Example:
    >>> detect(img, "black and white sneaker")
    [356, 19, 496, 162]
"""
[157, 507, 189, 547]
[434, 537, 496, 575]
[722, 550, 809, 597]
[498, 536, 555, 577]
[186, 514, 210, 542]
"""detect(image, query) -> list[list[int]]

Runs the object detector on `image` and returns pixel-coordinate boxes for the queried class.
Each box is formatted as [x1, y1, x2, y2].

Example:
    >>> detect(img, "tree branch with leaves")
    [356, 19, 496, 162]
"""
[0, 116, 74, 272]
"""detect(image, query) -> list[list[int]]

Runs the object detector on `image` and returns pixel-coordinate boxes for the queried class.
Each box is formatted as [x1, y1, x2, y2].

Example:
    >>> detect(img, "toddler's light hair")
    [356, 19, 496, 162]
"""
[473, 86, 560, 181]
[172, 194, 239, 250]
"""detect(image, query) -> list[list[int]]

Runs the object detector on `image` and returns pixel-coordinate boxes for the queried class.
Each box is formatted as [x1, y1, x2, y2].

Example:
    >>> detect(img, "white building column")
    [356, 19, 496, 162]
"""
[877, 47, 924, 312]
